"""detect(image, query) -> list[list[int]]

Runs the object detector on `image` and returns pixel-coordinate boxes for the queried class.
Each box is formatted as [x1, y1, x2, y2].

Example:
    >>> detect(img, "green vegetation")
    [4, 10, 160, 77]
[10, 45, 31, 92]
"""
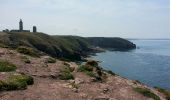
[133, 87, 160, 100]
[85, 71, 96, 77]
[21, 56, 31, 63]
[0, 32, 136, 61]
[59, 66, 74, 80]
[0, 74, 34, 91]
[46, 57, 56, 63]
[154, 87, 170, 100]
[78, 65, 93, 72]
[86, 60, 98, 67]
[17, 46, 39, 57]
[78, 61, 104, 80]
[87, 37, 136, 50]
[0, 60, 16, 72]
[105, 70, 116, 76]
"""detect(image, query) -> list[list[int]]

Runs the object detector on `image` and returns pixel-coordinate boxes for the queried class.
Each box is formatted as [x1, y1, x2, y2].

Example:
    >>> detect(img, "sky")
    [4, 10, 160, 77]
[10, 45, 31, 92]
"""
[0, 0, 170, 38]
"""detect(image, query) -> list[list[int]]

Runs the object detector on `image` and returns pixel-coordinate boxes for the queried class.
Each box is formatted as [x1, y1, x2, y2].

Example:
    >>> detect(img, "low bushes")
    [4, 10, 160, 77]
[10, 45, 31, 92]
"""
[0, 74, 34, 91]
[46, 57, 56, 63]
[59, 66, 74, 80]
[105, 70, 116, 76]
[78, 64, 101, 81]
[0, 60, 16, 72]
[86, 60, 98, 67]
[133, 87, 160, 100]
[17, 46, 39, 57]
[154, 87, 170, 100]
[21, 56, 31, 63]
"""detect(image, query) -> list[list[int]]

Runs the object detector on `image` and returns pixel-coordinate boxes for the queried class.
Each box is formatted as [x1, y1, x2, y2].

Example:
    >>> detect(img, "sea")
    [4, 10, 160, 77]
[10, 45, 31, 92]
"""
[92, 39, 170, 90]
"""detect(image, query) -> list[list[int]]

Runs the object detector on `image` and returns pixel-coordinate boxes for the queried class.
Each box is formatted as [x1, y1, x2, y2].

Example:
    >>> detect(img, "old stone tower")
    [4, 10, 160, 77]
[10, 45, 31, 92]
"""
[19, 19, 23, 31]
[33, 26, 37, 33]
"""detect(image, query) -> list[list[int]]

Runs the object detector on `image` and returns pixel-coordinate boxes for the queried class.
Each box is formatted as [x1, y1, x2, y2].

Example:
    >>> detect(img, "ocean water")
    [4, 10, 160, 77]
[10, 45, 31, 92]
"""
[92, 40, 170, 90]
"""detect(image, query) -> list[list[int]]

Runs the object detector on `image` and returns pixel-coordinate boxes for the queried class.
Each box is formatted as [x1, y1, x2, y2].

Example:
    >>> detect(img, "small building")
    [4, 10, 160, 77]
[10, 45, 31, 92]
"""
[2, 29, 9, 32]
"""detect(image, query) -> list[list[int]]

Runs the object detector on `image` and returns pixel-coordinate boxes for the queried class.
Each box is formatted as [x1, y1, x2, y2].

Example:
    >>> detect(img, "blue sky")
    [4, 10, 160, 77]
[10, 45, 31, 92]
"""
[0, 0, 170, 38]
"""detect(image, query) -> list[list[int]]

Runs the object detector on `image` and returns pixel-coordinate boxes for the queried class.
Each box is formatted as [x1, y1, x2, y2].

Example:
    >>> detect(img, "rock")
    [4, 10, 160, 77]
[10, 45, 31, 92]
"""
[72, 88, 78, 93]
[50, 74, 58, 79]
[0, 51, 5, 56]
[39, 75, 48, 78]
[80, 93, 88, 98]
[75, 78, 84, 84]
[95, 96, 110, 100]
[90, 77, 97, 82]
[16, 69, 21, 73]
[103, 88, 109, 94]
[69, 79, 75, 83]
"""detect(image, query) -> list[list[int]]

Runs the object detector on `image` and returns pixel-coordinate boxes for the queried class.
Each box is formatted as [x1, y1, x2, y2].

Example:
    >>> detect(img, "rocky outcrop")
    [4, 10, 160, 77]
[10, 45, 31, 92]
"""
[87, 37, 136, 50]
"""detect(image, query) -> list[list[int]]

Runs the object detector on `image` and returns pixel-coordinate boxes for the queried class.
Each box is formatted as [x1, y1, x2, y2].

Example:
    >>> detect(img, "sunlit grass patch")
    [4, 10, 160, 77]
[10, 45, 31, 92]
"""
[0, 60, 16, 72]
[0, 74, 34, 91]
[154, 87, 170, 100]
[133, 87, 160, 100]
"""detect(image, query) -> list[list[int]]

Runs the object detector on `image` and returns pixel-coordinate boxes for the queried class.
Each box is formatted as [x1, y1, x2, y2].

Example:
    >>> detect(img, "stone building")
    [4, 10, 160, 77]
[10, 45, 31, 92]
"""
[33, 26, 37, 33]
[2, 19, 38, 33]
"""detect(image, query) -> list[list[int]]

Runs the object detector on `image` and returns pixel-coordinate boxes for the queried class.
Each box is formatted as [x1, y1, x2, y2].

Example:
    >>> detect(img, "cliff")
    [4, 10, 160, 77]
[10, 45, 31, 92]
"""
[87, 37, 136, 50]
[0, 32, 136, 61]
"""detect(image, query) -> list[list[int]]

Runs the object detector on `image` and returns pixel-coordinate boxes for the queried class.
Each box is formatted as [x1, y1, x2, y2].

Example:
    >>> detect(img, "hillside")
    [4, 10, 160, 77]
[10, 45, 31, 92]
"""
[87, 37, 136, 50]
[0, 32, 136, 60]
[0, 47, 168, 100]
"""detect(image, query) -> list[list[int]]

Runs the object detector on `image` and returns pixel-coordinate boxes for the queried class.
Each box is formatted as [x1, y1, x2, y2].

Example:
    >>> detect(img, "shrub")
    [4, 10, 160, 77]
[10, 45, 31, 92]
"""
[0, 74, 34, 91]
[59, 68, 74, 80]
[17, 46, 39, 57]
[21, 56, 31, 63]
[78, 65, 93, 72]
[86, 60, 98, 67]
[78, 65, 98, 78]
[85, 71, 96, 77]
[133, 87, 160, 100]
[105, 70, 116, 76]
[0, 60, 16, 72]
[47, 57, 56, 63]
[154, 87, 170, 100]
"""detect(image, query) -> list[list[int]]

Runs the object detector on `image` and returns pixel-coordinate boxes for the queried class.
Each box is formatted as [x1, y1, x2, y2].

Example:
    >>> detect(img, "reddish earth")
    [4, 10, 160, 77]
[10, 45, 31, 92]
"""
[0, 47, 166, 100]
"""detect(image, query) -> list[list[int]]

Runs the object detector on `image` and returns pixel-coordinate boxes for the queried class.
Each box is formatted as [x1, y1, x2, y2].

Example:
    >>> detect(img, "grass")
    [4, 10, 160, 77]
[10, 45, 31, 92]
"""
[154, 87, 170, 100]
[17, 46, 39, 57]
[0, 74, 34, 91]
[0, 60, 16, 72]
[86, 60, 98, 67]
[59, 66, 74, 80]
[78, 65, 97, 78]
[78, 65, 93, 72]
[104, 70, 116, 76]
[133, 87, 160, 100]
[0, 32, 91, 61]
[46, 57, 56, 63]
[21, 56, 31, 63]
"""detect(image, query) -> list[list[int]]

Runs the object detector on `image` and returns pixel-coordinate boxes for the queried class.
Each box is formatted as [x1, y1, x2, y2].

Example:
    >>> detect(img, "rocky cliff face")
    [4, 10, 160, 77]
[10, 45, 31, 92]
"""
[87, 37, 136, 50]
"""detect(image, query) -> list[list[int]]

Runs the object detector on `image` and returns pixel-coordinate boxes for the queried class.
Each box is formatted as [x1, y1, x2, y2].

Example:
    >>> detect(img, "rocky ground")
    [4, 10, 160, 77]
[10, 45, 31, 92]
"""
[0, 47, 167, 100]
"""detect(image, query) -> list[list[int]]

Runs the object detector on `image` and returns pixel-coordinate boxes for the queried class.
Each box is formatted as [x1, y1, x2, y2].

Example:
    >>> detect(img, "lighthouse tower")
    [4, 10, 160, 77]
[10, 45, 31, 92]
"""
[19, 19, 23, 31]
